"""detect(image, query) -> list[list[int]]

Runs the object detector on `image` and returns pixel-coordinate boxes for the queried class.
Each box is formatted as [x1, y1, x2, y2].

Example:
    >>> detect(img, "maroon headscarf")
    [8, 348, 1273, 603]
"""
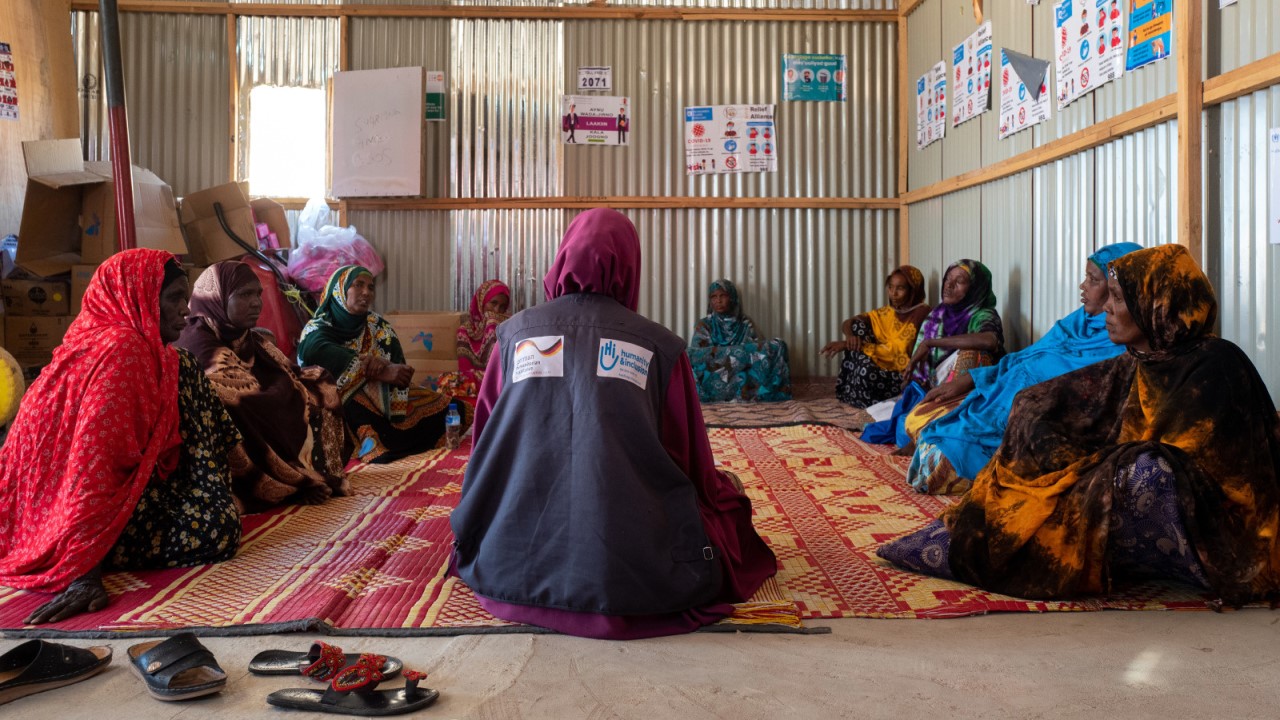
[186, 261, 261, 358]
[543, 208, 641, 310]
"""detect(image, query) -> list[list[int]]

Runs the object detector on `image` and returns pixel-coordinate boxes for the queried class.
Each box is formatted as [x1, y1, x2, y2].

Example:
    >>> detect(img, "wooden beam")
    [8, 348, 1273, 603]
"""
[339, 13, 349, 71]
[336, 196, 903, 212]
[1175, 0, 1203, 259]
[902, 94, 1178, 204]
[1203, 52, 1280, 106]
[900, 0, 929, 18]
[896, 1, 910, 262]
[68, 0, 896, 22]
[226, 12, 236, 184]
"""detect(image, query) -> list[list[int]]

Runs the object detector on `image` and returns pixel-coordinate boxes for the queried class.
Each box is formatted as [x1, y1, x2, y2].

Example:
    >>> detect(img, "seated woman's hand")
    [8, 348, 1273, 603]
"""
[919, 374, 974, 408]
[25, 572, 109, 625]
[385, 364, 415, 388]
[901, 341, 931, 389]
[296, 483, 333, 506]
[820, 340, 846, 357]
[364, 354, 390, 379]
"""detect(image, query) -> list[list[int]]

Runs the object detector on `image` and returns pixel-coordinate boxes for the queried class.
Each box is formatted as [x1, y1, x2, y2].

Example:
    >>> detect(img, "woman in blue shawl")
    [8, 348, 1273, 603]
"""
[688, 279, 792, 402]
[904, 242, 1142, 494]
[296, 265, 469, 464]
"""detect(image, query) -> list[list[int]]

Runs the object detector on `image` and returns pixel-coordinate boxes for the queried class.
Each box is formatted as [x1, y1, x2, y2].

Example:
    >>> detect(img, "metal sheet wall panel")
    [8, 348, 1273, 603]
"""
[451, 209, 567, 313]
[1210, 86, 1280, 402]
[560, 20, 894, 198]
[1031, 151, 1094, 343]
[1094, 120, 1176, 248]
[907, 0, 943, 191]
[336, 1, 896, 7]
[939, 0, 981, 179]
[236, 16, 341, 183]
[979, 172, 1034, 349]
[940, 186, 980, 261]
[908, 197, 944, 299]
[349, 210, 455, 311]
[72, 12, 230, 196]
[451, 19, 564, 199]
[349, 17, 452, 199]
[1213, 0, 1280, 75]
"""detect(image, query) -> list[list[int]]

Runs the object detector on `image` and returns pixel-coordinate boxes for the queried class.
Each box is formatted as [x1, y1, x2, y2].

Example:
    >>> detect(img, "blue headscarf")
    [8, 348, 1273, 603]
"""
[912, 242, 1144, 485]
[701, 279, 753, 346]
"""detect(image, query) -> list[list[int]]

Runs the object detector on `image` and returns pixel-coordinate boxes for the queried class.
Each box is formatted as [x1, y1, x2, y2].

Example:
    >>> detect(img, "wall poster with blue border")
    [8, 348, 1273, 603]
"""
[1125, 0, 1172, 72]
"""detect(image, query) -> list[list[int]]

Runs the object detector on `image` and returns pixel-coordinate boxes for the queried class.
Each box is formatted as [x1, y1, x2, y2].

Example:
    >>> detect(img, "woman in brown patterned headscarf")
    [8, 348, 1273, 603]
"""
[881, 244, 1280, 606]
[177, 261, 348, 512]
[822, 265, 930, 408]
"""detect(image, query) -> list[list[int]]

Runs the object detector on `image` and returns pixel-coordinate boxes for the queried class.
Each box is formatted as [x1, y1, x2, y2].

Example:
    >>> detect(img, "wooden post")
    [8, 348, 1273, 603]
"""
[896, 10, 910, 264]
[1175, 0, 1203, 260]
[227, 12, 237, 183]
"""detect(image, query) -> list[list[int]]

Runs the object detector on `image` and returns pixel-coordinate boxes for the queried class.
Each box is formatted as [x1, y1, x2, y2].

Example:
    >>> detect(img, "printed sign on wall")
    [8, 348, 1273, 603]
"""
[684, 104, 776, 175]
[998, 49, 1053, 140]
[425, 71, 446, 121]
[951, 22, 993, 127]
[1125, 0, 1173, 72]
[781, 54, 847, 102]
[561, 95, 631, 146]
[0, 42, 17, 121]
[1054, 0, 1126, 109]
[916, 61, 947, 150]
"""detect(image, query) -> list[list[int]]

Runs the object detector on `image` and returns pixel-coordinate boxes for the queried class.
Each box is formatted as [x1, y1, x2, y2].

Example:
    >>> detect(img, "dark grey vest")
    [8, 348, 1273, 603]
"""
[451, 293, 722, 615]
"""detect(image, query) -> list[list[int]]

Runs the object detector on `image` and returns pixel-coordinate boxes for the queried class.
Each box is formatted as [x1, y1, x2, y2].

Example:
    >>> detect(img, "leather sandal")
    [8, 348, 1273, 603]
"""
[266, 655, 439, 716]
[0, 640, 112, 706]
[127, 632, 226, 701]
[249, 641, 403, 681]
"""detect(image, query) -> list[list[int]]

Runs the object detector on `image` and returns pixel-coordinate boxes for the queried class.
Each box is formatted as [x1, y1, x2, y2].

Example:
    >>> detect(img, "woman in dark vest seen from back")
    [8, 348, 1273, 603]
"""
[451, 208, 778, 639]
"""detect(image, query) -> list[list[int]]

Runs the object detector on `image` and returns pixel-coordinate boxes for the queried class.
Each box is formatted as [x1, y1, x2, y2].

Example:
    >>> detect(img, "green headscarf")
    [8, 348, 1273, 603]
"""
[297, 265, 404, 380]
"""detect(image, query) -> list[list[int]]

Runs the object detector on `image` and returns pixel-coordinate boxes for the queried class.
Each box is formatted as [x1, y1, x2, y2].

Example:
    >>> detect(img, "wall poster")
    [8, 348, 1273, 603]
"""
[1054, 0, 1125, 109]
[684, 104, 776, 175]
[1125, 0, 1173, 72]
[998, 49, 1053, 140]
[561, 95, 631, 146]
[951, 22, 993, 127]
[916, 61, 947, 150]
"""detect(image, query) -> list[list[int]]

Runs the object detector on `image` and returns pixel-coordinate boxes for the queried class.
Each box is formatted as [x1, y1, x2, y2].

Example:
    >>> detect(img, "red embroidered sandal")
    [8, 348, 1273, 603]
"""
[248, 642, 403, 681]
[265, 656, 439, 716]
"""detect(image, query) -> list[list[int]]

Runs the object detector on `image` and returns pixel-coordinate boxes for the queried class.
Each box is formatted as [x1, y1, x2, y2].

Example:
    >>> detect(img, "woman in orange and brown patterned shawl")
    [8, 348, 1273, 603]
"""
[881, 244, 1280, 605]
[177, 261, 348, 511]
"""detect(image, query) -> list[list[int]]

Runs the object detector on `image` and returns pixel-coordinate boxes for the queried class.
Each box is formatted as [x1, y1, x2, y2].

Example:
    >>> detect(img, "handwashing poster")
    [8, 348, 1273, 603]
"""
[951, 22, 993, 128]
[998, 50, 1053, 140]
[684, 104, 776, 175]
[0, 42, 17, 121]
[782, 54, 847, 102]
[1125, 0, 1172, 72]
[1054, 0, 1126, 109]
[916, 61, 947, 150]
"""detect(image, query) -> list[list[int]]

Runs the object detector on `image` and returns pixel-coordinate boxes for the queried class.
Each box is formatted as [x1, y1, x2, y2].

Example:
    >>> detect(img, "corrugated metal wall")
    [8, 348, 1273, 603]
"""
[73, 11, 230, 196]
[905, 0, 1280, 399]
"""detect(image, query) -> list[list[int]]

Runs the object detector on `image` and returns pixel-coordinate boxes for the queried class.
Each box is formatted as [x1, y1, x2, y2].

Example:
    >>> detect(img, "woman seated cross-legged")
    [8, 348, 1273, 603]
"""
[879, 244, 1280, 605]
[903, 242, 1143, 494]
[821, 265, 930, 408]
[437, 279, 511, 401]
[296, 265, 472, 464]
[688, 279, 792, 402]
[177, 260, 349, 512]
[450, 208, 778, 639]
[0, 250, 245, 624]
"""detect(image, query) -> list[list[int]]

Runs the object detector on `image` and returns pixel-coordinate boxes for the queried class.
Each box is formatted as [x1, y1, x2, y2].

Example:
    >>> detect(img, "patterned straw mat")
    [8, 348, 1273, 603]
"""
[0, 425, 1212, 638]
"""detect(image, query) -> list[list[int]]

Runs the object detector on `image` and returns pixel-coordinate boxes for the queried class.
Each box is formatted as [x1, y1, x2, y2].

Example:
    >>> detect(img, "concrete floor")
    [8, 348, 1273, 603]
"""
[3, 610, 1278, 719]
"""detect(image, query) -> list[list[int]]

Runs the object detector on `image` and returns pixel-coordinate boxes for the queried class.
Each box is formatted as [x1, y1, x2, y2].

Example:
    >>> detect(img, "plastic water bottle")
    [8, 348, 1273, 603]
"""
[444, 402, 462, 449]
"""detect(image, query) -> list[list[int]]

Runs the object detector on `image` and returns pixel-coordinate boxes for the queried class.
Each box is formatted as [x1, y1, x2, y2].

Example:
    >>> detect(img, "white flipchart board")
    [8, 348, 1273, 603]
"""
[330, 67, 423, 197]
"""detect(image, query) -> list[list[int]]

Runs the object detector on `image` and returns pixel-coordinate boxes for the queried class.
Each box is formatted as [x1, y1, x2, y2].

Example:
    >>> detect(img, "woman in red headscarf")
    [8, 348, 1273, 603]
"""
[437, 279, 511, 401]
[0, 249, 246, 624]
[451, 208, 777, 639]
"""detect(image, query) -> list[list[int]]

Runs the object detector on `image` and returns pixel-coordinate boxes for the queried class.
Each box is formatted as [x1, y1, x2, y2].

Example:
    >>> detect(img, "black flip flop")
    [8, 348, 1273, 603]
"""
[127, 633, 226, 701]
[266, 658, 439, 717]
[0, 640, 112, 706]
[249, 641, 403, 681]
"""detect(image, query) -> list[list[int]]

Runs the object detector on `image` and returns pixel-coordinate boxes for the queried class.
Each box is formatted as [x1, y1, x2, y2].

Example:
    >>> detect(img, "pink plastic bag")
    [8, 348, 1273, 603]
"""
[286, 198, 385, 293]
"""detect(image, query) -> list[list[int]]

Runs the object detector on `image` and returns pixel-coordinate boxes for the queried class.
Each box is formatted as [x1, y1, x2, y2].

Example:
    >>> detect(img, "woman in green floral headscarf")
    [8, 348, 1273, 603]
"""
[297, 265, 469, 464]
[688, 279, 791, 403]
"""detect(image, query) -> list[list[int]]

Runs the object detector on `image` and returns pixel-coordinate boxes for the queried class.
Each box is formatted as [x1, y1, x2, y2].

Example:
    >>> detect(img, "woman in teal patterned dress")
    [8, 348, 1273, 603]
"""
[688, 279, 792, 403]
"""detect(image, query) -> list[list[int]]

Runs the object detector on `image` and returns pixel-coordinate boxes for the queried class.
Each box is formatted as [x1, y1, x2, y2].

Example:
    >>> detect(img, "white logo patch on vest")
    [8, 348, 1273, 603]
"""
[511, 335, 565, 383]
[597, 339, 653, 389]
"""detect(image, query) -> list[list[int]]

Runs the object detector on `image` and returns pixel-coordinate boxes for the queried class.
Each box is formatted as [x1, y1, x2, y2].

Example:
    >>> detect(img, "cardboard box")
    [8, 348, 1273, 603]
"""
[5, 315, 71, 368]
[69, 264, 98, 316]
[186, 264, 210, 289]
[387, 311, 466, 361]
[16, 139, 187, 277]
[178, 185, 291, 267]
[2, 278, 70, 316]
[403, 358, 457, 391]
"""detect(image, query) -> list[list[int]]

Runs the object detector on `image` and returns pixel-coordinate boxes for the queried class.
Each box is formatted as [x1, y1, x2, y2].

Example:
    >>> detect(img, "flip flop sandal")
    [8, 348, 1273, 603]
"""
[127, 632, 226, 701]
[266, 656, 439, 717]
[0, 640, 112, 706]
[249, 641, 403, 681]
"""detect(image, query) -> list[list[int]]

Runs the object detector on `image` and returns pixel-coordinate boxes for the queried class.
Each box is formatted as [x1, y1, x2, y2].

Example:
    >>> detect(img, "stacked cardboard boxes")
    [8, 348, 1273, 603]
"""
[386, 311, 467, 389]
